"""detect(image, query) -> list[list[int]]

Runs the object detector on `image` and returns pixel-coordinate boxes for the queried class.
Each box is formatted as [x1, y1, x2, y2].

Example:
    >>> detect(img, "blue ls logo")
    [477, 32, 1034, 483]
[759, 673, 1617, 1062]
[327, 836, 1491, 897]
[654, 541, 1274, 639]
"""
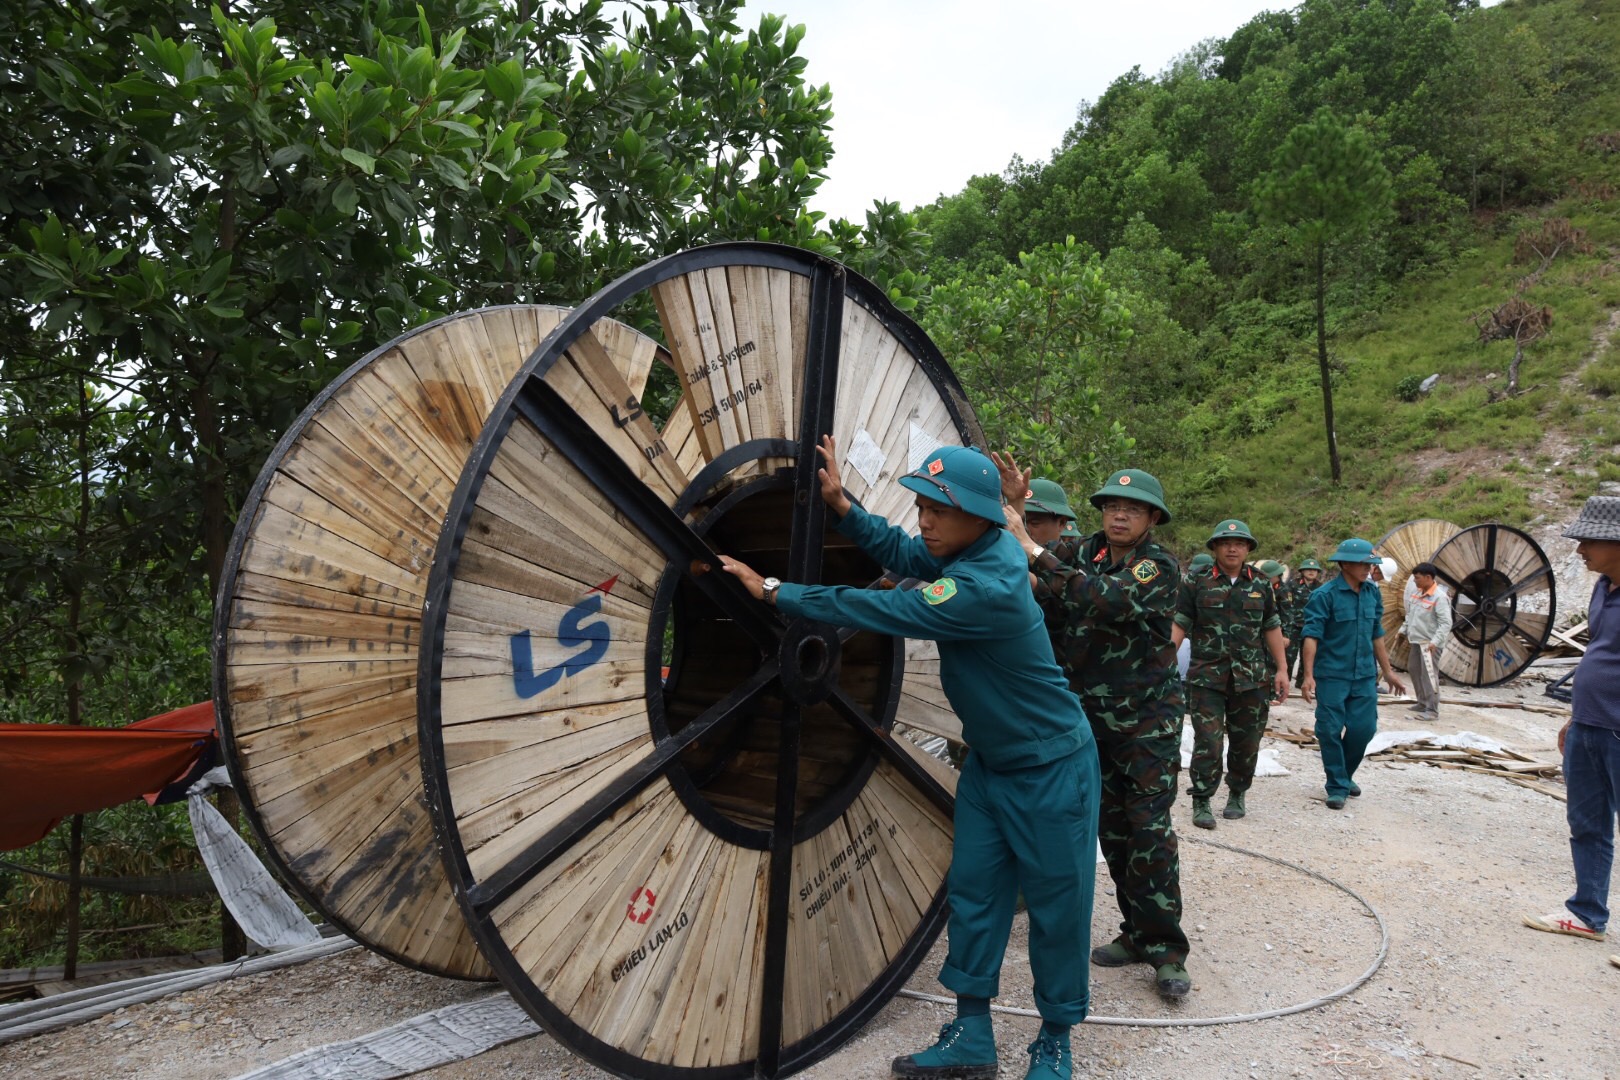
[510, 576, 617, 699]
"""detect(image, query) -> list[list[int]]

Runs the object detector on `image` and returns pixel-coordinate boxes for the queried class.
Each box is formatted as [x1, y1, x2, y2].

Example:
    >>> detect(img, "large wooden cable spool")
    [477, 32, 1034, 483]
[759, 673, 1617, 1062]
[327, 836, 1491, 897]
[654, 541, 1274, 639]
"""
[1374, 518, 1462, 671]
[418, 243, 977, 1077]
[1429, 522, 1556, 686]
[212, 306, 660, 979]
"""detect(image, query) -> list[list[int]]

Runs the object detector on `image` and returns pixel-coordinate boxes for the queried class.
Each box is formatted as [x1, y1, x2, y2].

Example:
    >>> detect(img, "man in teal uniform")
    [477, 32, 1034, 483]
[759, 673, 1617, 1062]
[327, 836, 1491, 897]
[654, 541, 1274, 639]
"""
[721, 438, 1100, 1080]
[1172, 523, 1289, 829]
[998, 460, 1190, 1002]
[1299, 538, 1407, 808]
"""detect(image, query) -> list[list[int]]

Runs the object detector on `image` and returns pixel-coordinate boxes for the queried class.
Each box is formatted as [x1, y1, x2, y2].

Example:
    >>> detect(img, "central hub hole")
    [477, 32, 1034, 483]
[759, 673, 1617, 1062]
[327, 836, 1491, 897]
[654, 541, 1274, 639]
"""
[658, 481, 896, 832]
[796, 636, 829, 681]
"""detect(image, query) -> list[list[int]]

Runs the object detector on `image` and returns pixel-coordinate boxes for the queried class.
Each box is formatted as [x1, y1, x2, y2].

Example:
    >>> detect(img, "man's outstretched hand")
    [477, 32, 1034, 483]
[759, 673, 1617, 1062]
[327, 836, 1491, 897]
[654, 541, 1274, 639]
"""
[815, 435, 852, 517]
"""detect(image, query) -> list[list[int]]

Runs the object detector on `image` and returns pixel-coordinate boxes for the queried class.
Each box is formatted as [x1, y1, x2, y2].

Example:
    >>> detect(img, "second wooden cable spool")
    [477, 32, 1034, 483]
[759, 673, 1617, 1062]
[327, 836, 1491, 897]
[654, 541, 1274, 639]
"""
[1375, 518, 1462, 671]
[418, 243, 976, 1078]
[212, 306, 660, 979]
[1375, 519, 1555, 685]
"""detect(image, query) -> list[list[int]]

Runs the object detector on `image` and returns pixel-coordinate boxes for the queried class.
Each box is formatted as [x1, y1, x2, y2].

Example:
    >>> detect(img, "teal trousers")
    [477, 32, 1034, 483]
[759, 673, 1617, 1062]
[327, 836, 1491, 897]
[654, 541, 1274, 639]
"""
[1313, 676, 1378, 798]
[939, 745, 1101, 1025]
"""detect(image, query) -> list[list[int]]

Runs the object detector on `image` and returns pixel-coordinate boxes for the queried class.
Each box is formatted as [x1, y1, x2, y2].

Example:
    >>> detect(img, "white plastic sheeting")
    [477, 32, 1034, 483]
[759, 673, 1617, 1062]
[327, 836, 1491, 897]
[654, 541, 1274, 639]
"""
[231, 994, 540, 1080]
[187, 767, 321, 950]
[1363, 729, 1508, 757]
[1179, 722, 1290, 776]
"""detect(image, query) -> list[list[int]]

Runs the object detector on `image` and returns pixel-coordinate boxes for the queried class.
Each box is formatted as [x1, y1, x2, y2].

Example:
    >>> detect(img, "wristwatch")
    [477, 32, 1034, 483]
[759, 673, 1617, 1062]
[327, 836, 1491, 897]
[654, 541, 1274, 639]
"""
[761, 576, 781, 604]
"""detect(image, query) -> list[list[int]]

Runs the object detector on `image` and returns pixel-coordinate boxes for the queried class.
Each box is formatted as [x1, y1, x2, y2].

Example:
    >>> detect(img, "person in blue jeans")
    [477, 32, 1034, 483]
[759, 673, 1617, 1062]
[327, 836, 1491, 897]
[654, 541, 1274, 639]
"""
[721, 439, 1100, 1080]
[1298, 538, 1406, 809]
[1524, 495, 1620, 947]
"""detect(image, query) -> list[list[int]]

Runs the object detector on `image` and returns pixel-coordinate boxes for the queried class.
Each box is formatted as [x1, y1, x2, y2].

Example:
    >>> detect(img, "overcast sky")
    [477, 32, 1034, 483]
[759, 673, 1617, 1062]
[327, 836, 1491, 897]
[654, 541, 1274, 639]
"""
[736, 1, 1317, 221]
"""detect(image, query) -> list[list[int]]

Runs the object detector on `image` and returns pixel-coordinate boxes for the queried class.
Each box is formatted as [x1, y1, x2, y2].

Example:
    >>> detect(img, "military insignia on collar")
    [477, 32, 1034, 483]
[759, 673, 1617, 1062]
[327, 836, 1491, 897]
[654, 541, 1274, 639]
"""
[923, 578, 958, 605]
[927, 458, 945, 475]
[1131, 560, 1158, 583]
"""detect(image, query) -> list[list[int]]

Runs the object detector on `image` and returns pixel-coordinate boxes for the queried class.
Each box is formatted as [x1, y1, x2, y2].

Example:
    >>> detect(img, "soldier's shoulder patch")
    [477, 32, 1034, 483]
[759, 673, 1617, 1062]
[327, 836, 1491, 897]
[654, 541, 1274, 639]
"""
[923, 578, 958, 605]
[1131, 560, 1160, 584]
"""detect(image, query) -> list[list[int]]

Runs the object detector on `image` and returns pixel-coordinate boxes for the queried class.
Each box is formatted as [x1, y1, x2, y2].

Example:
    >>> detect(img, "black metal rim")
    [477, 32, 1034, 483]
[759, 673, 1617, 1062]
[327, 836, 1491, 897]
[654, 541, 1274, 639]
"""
[210, 303, 564, 982]
[417, 243, 966, 1078]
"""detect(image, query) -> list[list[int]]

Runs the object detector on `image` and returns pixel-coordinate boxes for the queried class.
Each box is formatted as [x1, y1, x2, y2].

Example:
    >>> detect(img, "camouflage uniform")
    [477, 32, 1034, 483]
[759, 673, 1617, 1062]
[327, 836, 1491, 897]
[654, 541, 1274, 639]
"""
[1287, 560, 1326, 687]
[1179, 561, 1281, 802]
[1033, 528, 1187, 968]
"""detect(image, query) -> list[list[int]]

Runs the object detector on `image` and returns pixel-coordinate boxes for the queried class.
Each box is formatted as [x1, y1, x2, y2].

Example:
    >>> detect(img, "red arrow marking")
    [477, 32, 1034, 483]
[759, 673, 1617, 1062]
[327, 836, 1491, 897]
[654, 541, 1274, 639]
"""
[590, 575, 619, 596]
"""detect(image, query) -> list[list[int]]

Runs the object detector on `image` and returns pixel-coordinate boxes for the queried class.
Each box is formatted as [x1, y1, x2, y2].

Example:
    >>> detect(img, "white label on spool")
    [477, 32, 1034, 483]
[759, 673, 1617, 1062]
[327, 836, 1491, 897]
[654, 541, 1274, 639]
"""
[847, 428, 886, 487]
[908, 422, 945, 473]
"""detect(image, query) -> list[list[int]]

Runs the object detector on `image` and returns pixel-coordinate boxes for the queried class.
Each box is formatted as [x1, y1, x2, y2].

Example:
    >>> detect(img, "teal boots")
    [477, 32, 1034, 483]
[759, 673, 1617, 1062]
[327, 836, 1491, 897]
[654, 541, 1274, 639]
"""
[892, 1016, 997, 1080]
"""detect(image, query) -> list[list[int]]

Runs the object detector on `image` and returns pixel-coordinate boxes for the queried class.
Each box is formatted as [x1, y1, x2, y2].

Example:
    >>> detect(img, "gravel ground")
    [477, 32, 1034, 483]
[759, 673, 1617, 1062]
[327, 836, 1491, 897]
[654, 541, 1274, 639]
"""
[4, 675, 1616, 1080]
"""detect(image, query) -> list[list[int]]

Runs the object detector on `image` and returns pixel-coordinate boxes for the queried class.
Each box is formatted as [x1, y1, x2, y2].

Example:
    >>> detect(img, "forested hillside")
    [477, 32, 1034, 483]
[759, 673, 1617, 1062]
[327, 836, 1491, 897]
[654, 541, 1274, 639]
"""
[913, 0, 1620, 557]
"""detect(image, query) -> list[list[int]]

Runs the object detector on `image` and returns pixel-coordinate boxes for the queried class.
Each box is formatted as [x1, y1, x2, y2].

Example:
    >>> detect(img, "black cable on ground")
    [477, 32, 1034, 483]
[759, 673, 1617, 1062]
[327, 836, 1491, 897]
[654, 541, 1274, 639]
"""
[897, 832, 1390, 1028]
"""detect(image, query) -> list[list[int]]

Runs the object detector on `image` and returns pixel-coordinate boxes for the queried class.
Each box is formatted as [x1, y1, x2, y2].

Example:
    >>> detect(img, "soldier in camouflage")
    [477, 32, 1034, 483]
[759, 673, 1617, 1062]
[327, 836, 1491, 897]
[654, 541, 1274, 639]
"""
[999, 458, 1190, 1001]
[1288, 558, 1326, 688]
[1172, 522, 1289, 829]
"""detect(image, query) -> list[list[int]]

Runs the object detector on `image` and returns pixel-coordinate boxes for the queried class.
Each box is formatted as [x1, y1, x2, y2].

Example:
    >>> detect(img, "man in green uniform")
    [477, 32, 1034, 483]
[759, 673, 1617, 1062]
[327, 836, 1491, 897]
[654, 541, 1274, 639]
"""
[1258, 559, 1292, 734]
[999, 459, 1190, 1001]
[721, 439, 1099, 1080]
[1288, 558, 1325, 688]
[1024, 477, 1078, 551]
[1300, 538, 1407, 808]
[1172, 523, 1289, 829]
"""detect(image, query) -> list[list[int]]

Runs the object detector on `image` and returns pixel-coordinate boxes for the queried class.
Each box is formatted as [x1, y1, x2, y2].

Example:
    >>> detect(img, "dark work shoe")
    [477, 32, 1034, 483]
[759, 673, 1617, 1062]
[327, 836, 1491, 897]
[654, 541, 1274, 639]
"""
[1024, 1033, 1072, 1080]
[1348, 782, 1362, 798]
[1155, 962, 1191, 999]
[1222, 791, 1246, 819]
[892, 1017, 998, 1079]
[1192, 797, 1216, 829]
[1325, 795, 1347, 810]
[1090, 934, 1143, 968]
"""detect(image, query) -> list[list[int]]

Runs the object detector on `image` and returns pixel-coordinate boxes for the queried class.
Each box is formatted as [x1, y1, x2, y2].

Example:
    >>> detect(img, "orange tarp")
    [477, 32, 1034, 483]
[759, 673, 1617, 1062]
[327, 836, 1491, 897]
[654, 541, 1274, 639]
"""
[0, 702, 217, 851]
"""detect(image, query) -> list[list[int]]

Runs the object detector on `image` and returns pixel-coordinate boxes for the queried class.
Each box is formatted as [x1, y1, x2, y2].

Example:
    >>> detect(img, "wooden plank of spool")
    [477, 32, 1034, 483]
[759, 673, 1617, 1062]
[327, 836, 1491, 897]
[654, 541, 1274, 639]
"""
[215, 306, 659, 981]
[419, 245, 982, 1078]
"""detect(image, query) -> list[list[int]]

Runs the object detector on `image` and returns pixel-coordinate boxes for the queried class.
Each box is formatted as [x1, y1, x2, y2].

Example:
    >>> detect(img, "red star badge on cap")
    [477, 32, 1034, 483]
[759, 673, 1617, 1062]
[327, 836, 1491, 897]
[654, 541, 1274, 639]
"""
[927, 458, 944, 475]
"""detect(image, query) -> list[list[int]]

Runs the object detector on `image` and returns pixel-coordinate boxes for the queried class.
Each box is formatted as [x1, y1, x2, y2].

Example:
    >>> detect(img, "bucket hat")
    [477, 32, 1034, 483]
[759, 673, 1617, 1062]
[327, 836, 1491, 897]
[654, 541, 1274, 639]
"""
[898, 446, 1006, 525]
[1329, 538, 1380, 564]
[1090, 469, 1171, 523]
[1207, 519, 1257, 550]
[1026, 478, 1077, 521]
[1563, 495, 1620, 542]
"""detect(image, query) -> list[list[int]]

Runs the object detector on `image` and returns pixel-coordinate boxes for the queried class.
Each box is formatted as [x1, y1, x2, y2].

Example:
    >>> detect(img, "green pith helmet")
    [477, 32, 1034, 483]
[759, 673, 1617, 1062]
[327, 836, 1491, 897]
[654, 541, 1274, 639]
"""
[1060, 519, 1081, 539]
[1298, 557, 1323, 571]
[898, 445, 1006, 525]
[1090, 469, 1171, 524]
[1328, 537, 1380, 564]
[1258, 559, 1285, 579]
[1189, 552, 1215, 572]
[1206, 518, 1257, 550]
[1025, 477, 1077, 521]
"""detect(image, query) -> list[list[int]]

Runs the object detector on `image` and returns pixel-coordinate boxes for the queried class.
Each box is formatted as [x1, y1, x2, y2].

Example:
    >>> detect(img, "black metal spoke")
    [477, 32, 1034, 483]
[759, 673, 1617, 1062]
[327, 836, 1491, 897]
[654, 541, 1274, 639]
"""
[1491, 565, 1552, 604]
[514, 377, 781, 649]
[467, 661, 781, 916]
[755, 700, 803, 1079]
[825, 687, 955, 818]
[785, 261, 846, 589]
